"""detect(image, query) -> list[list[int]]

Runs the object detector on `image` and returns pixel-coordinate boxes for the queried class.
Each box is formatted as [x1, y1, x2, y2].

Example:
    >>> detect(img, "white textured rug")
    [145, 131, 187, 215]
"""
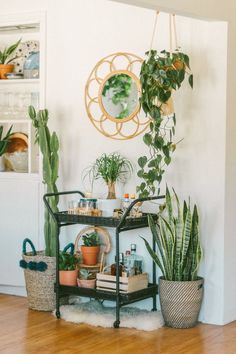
[55, 298, 163, 331]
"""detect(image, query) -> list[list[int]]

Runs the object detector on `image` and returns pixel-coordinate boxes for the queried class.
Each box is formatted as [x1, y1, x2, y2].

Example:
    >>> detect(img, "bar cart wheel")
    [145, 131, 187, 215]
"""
[113, 320, 120, 328]
[56, 310, 61, 319]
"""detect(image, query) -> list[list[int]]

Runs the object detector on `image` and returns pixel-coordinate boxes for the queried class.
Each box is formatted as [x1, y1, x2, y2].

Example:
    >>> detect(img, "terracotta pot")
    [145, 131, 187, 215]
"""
[0, 64, 14, 79]
[77, 278, 96, 288]
[59, 269, 78, 286]
[81, 245, 100, 265]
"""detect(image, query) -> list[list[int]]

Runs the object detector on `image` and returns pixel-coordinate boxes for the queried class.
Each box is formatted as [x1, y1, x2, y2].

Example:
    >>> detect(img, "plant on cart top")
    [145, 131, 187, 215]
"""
[0, 39, 21, 64]
[82, 232, 100, 247]
[83, 152, 133, 199]
[59, 252, 79, 271]
[0, 125, 13, 156]
[137, 49, 193, 198]
[142, 186, 202, 281]
[28, 106, 59, 257]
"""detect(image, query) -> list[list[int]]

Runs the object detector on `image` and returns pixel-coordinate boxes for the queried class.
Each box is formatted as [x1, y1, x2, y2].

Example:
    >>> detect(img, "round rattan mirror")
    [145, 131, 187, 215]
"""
[85, 52, 151, 140]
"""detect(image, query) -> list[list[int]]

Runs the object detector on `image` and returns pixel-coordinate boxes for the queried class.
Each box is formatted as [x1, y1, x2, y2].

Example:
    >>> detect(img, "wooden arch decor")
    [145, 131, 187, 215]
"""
[85, 52, 151, 140]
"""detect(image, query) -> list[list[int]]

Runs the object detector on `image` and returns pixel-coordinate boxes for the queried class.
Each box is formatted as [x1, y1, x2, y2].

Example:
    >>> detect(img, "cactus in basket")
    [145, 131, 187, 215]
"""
[28, 106, 59, 257]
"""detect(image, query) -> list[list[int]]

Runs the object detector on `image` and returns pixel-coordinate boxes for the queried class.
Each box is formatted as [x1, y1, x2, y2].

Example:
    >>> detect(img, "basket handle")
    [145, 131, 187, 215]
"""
[22, 238, 37, 256]
[63, 243, 75, 255]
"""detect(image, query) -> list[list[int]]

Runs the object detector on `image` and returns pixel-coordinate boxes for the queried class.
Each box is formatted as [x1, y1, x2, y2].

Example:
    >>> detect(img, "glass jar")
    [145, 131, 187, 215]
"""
[79, 198, 97, 215]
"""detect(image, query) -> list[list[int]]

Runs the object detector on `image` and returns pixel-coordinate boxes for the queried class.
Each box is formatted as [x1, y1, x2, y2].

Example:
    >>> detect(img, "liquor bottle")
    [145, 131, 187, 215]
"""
[129, 194, 142, 218]
[111, 253, 125, 276]
[124, 250, 135, 277]
[130, 244, 143, 275]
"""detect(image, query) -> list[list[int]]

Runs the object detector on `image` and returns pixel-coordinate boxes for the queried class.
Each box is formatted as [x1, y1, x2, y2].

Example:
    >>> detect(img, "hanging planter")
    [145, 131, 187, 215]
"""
[137, 13, 193, 198]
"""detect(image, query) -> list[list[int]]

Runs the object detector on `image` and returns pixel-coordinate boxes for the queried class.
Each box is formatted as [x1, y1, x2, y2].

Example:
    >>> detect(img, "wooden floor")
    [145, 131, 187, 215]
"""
[1, 295, 236, 354]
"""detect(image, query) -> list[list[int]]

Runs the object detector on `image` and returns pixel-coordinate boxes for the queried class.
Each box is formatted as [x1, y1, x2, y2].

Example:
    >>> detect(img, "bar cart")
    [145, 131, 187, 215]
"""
[43, 190, 164, 328]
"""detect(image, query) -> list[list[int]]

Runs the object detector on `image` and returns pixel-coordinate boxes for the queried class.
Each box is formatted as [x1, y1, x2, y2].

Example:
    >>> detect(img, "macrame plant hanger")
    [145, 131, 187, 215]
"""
[149, 11, 179, 117]
[150, 11, 179, 55]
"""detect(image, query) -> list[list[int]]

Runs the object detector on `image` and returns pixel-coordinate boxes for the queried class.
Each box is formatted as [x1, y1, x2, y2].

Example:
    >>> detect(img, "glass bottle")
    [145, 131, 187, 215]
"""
[121, 193, 130, 215]
[130, 244, 143, 275]
[111, 253, 125, 276]
[124, 250, 135, 277]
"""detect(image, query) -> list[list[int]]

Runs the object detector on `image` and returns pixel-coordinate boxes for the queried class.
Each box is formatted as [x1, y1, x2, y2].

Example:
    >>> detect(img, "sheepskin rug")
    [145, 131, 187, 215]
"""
[55, 298, 163, 331]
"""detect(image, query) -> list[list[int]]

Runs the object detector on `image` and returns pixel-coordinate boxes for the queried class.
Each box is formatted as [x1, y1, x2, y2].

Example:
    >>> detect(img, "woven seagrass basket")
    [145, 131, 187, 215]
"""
[159, 276, 204, 328]
[20, 239, 56, 311]
[22, 251, 56, 311]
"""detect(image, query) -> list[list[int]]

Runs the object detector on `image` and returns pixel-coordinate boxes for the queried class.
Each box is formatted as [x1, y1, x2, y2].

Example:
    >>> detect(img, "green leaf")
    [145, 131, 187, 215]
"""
[189, 74, 193, 88]
[138, 156, 147, 169]
[143, 133, 152, 146]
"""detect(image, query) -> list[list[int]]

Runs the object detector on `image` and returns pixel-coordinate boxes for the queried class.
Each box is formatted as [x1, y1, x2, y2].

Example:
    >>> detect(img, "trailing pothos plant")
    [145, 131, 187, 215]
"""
[137, 49, 193, 198]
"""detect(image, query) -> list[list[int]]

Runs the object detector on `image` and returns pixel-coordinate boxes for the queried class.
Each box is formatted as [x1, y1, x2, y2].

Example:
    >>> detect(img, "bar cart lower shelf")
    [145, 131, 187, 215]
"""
[44, 190, 164, 328]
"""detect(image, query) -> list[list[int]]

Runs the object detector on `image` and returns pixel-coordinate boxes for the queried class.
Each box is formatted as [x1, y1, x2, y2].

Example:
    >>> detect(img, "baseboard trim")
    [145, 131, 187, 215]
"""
[0, 285, 26, 297]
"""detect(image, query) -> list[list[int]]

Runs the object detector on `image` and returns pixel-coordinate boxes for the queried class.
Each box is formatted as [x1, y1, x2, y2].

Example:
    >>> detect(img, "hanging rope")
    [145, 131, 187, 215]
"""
[150, 11, 179, 54]
[150, 11, 159, 51]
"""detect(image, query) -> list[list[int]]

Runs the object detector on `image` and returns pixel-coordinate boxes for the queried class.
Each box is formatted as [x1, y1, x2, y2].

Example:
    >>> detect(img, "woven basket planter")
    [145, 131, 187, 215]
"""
[159, 276, 204, 328]
[22, 251, 56, 311]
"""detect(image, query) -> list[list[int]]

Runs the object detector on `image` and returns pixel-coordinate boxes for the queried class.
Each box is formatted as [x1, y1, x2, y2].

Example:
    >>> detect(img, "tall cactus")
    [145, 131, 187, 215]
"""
[28, 106, 59, 257]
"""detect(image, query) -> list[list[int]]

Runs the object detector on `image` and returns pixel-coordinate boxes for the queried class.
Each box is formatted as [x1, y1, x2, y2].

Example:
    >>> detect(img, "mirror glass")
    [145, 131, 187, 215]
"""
[101, 73, 138, 119]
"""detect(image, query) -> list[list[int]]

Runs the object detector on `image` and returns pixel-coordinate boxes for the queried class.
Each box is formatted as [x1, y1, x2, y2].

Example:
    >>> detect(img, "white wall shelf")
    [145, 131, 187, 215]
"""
[0, 79, 40, 85]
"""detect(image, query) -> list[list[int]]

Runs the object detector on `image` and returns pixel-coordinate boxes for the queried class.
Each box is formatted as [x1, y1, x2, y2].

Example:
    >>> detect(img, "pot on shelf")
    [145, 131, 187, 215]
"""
[159, 276, 204, 329]
[77, 278, 96, 288]
[0, 64, 14, 79]
[81, 245, 100, 265]
[59, 269, 78, 286]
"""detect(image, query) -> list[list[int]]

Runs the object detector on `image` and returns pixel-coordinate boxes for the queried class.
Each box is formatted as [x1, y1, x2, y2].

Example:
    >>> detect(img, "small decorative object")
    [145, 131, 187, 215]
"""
[0, 39, 21, 79]
[142, 186, 203, 328]
[81, 232, 100, 266]
[23, 51, 39, 79]
[83, 152, 133, 199]
[59, 249, 79, 286]
[12, 40, 39, 74]
[4, 132, 28, 173]
[77, 269, 96, 288]
[0, 125, 13, 171]
[85, 52, 151, 140]
[5, 73, 23, 79]
[137, 13, 193, 197]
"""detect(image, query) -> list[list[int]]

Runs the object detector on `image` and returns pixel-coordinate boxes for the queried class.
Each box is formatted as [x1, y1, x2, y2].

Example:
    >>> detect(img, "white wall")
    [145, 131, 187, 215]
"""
[114, 0, 236, 328]
[0, 0, 229, 324]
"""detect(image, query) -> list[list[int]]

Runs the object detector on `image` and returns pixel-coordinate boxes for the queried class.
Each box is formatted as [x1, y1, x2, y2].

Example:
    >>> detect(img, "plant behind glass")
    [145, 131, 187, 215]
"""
[0, 39, 21, 64]
[142, 186, 202, 281]
[137, 49, 193, 198]
[83, 152, 133, 199]
[0, 125, 13, 156]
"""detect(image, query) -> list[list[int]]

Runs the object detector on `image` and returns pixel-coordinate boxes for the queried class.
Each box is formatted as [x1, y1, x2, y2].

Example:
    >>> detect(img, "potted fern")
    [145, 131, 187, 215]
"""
[0, 39, 21, 79]
[142, 186, 203, 328]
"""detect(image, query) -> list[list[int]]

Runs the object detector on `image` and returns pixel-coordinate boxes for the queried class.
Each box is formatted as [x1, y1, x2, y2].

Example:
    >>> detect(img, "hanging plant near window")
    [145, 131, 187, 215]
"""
[136, 49, 193, 197]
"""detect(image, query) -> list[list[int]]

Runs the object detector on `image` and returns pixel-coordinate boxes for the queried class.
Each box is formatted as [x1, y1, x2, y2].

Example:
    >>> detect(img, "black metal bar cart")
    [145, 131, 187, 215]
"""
[43, 190, 164, 328]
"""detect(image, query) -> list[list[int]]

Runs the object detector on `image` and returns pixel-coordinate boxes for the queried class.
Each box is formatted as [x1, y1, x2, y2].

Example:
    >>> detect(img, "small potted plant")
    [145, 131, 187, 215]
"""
[0, 125, 13, 171]
[83, 152, 133, 200]
[59, 251, 80, 286]
[81, 232, 100, 265]
[0, 39, 21, 79]
[77, 269, 96, 288]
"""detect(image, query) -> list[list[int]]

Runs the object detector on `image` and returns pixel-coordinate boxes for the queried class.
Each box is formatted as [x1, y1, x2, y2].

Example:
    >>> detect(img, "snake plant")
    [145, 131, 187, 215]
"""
[142, 186, 202, 281]
[0, 39, 21, 64]
[28, 106, 59, 257]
